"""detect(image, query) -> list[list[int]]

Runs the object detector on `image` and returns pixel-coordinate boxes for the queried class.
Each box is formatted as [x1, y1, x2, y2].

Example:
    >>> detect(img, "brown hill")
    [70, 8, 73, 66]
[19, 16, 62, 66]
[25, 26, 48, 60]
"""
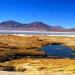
[0, 20, 74, 31]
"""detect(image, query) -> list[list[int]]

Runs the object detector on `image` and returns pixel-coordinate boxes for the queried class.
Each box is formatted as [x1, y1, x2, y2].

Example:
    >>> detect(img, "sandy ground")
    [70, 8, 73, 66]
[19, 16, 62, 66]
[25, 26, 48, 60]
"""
[0, 71, 74, 75]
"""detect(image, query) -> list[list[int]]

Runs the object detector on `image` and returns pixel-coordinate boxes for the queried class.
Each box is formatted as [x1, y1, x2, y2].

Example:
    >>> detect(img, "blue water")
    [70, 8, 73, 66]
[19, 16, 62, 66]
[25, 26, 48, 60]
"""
[41, 44, 72, 58]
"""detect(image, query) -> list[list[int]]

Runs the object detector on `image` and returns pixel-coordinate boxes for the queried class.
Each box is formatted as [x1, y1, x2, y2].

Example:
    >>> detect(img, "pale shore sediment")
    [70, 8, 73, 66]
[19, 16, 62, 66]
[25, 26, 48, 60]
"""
[0, 71, 74, 75]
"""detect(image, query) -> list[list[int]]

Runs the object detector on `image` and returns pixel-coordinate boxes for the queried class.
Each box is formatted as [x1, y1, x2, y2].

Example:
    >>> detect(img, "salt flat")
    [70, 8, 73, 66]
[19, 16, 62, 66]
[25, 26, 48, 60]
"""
[0, 30, 75, 37]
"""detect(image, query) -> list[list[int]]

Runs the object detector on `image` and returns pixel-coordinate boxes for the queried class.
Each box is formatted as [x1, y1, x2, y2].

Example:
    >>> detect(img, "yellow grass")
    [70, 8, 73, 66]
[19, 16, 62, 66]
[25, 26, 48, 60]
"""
[0, 35, 75, 75]
[0, 58, 75, 75]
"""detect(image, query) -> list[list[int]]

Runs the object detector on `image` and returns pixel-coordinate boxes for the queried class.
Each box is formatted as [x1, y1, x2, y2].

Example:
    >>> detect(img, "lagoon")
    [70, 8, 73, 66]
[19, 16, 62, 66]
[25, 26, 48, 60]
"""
[41, 44, 72, 58]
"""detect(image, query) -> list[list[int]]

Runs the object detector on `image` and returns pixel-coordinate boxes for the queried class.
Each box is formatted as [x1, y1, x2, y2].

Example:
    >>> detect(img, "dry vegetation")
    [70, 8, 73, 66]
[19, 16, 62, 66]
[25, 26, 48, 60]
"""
[0, 35, 48, 62]
[0, 58, 75, 75]
[0, 35, 75, 75]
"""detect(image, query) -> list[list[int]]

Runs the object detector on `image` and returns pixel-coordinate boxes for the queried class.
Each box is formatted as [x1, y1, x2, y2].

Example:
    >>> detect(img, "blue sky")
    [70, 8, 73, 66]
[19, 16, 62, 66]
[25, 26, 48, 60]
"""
[0, 0, 74, 28]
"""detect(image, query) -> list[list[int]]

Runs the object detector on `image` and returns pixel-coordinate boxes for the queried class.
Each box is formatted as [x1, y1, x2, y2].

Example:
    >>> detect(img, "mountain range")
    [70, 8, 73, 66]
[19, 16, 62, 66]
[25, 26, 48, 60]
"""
[0, 20, 75, 32]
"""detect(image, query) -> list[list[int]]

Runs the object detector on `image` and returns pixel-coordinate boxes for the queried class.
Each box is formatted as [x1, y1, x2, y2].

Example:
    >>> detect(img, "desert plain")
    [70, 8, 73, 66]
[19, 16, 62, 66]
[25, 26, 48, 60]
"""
[0, 35, 75, 75]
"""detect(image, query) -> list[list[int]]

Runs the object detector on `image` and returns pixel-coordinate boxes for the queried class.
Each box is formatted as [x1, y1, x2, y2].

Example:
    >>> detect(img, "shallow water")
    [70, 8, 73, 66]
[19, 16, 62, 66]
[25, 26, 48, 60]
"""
[41, 44, 72, 58]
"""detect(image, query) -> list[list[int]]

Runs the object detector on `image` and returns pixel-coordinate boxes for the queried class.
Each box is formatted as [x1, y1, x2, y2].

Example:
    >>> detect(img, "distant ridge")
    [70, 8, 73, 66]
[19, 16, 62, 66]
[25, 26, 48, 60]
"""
[0, 20, 75, 32]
